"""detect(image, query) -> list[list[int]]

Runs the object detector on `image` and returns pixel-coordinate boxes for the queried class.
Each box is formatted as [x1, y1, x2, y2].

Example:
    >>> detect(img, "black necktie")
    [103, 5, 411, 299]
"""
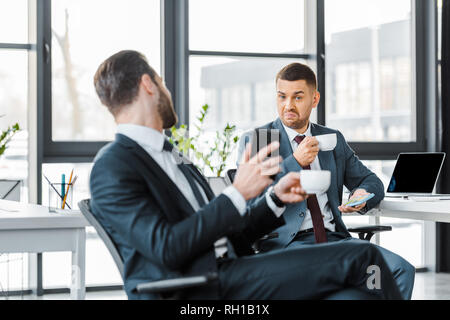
[294, 135, 328, 243]
[163, 140, 206, 208]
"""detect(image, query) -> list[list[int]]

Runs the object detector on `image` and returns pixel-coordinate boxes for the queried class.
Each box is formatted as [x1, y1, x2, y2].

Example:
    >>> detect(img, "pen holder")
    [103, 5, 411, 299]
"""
[48, 182, 73, 212]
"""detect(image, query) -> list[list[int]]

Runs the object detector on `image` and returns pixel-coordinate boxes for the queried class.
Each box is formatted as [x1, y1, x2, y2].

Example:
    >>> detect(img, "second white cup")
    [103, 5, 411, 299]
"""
[300, 170, 331, 194]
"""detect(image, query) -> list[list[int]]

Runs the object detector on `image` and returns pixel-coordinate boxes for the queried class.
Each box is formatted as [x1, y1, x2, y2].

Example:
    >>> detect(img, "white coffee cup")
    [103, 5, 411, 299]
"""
[315, 133, 337, 151]
[300, 170, 331, 194]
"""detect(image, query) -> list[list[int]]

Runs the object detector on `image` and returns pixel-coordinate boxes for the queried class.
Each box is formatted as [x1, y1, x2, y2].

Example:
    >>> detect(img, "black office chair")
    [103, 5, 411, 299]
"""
[78, 199, 218, 298]
[225, 169, 392, 244]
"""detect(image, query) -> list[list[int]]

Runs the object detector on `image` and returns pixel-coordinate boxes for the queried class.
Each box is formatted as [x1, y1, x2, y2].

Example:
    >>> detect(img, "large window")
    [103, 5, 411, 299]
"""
[325, 0, 414, 143]
[51, 0, 161, 142]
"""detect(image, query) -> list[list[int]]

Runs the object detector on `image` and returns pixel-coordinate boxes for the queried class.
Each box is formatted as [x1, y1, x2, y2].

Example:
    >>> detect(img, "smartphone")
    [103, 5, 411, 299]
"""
[344, 193, 375, 207]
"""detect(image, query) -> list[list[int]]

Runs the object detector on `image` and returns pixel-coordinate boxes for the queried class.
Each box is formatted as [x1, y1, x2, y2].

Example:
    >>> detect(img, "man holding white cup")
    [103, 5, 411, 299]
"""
[237, 62, 415, 300]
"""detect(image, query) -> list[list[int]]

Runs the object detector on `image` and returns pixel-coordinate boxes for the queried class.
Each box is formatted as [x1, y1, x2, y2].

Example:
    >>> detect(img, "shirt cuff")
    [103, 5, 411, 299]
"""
[265, 186, 286, 218]
[222, 185, 247, 216]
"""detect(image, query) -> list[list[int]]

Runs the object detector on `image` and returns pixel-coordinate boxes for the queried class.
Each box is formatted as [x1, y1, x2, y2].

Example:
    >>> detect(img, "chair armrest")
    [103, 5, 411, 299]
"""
[347, 225, 392, 234]
[348, 225, 392, 241]
[135, 272, 218, 294]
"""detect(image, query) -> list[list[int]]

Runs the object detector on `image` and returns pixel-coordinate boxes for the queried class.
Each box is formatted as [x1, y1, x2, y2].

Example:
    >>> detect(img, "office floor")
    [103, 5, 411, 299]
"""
[3, 272, 450, 300]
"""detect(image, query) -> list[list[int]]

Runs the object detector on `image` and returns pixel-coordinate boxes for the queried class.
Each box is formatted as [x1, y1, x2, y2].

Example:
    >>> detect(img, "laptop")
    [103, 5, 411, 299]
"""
[386, 152, 450, 199]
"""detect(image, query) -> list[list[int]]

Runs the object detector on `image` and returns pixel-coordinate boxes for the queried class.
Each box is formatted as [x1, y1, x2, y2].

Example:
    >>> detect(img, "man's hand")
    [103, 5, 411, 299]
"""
[273, 172, 308, 204]
[293, 136, 319, 168]
[338, 189, 369, 213]
[233, 142, 282, 201]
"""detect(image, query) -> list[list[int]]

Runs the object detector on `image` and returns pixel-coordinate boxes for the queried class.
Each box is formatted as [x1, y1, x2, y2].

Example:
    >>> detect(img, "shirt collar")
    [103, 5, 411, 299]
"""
[117, 124, 165, 152]
[282, 121, 312, 143]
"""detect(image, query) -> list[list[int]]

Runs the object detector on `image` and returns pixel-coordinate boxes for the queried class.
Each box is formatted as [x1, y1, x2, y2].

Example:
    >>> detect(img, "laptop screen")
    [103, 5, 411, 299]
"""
[387, 153, 445, 193]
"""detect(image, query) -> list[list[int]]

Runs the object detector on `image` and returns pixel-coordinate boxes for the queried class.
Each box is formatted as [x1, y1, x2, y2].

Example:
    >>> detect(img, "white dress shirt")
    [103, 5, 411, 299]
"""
[282, 123, 336, 232]
[117, 124, 284, 257]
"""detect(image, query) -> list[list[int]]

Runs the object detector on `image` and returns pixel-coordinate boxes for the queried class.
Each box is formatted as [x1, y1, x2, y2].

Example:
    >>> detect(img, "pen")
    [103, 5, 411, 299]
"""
[61, 174, 65, 200]
[62, 169, 74, 209]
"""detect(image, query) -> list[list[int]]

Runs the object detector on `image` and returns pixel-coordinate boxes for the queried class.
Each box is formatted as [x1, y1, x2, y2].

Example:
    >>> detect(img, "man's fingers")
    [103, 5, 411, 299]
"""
[304, 136, 319, 147]
[261, 164, 281, 176]
[249, 141, 280, 164]
[261, 155, 282, 169]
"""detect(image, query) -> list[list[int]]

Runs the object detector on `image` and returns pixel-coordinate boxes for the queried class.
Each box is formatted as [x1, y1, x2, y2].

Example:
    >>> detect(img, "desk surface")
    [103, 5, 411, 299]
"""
[376, 197, 450, 223]
[0, 199, 89, 230]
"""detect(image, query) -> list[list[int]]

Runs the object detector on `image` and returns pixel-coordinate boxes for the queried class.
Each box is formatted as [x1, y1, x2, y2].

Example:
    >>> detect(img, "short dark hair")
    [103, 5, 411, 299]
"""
[276, 63, 317, 90]
[94, 50, 157, 115]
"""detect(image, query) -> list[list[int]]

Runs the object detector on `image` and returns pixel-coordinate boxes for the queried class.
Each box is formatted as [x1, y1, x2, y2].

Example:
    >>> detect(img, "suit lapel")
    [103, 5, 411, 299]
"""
[185, 165, 216, 201]
[116, 134, 196, 219]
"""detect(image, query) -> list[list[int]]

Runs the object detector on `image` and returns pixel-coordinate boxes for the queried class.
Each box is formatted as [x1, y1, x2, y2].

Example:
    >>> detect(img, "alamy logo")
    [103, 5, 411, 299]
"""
[366, 265, 381, 290]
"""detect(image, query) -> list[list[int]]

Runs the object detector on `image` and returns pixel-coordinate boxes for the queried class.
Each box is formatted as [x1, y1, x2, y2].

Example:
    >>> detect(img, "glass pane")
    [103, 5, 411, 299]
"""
[42, 163, 122, 288]
[0, 50, 29, 293]
[189, 56, 316, 175]
[0, 50, 29, 202]
[51, 0, 161, 141]
[325, 0, 414, 142]
[0, 0, 28, 43]
[189, 0, 305, 53]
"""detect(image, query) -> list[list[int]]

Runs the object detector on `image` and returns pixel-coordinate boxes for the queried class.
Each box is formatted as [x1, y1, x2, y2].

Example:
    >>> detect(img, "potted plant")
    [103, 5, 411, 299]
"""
[169, 104, 239, 195]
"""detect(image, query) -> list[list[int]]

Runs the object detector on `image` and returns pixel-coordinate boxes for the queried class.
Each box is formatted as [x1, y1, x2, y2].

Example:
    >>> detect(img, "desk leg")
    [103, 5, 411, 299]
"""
[71, 228, 86, 300]
[28, 253, 43, 297]
[369, 215, 381, 245]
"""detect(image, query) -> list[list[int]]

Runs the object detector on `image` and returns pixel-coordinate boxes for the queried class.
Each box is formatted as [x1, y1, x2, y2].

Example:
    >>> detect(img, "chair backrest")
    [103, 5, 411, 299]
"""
[78, 199, 125, 279]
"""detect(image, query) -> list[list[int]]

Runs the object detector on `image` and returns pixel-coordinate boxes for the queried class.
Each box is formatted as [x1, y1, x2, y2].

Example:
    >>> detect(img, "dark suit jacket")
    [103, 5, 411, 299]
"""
[237, 118, 385, 251]
[89, 133, 284, 299]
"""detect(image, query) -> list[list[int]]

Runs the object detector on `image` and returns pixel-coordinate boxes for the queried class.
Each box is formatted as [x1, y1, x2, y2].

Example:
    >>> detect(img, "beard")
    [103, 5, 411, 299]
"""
[281, 110, 308, 130]
[156, 86, 178, 129]
[284, 118, 308, 130]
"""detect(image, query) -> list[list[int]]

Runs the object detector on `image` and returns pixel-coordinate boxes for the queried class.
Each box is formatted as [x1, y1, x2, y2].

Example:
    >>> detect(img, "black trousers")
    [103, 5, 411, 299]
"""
[218, 239, 402, 299]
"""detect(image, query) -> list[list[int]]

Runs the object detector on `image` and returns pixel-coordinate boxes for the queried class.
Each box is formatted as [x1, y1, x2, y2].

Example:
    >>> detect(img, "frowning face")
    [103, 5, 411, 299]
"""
[276, 79, 320, 132]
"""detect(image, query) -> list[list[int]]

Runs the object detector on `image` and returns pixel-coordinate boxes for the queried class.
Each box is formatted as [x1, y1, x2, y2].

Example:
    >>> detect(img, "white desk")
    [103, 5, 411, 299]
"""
[360, 197, 450, 270]
[376, 197, 450, 223]
[0, 199, 89, 299]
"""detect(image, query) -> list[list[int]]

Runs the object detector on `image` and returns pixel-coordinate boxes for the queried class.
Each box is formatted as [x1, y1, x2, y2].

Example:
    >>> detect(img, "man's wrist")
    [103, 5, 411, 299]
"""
[266, 186, 286, 218]
[269, 186, 285, 207]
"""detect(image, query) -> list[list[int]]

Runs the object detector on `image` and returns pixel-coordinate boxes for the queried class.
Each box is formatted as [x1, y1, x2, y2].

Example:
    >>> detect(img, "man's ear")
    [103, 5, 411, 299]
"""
[141, 74, 156, 96]
[312, 90, 321, 109]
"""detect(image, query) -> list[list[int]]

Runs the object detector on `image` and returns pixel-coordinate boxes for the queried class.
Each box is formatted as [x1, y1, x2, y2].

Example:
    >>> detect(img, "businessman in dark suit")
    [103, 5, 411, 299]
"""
[89, 50, 403, 300]
[237, 63, 415, 300]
